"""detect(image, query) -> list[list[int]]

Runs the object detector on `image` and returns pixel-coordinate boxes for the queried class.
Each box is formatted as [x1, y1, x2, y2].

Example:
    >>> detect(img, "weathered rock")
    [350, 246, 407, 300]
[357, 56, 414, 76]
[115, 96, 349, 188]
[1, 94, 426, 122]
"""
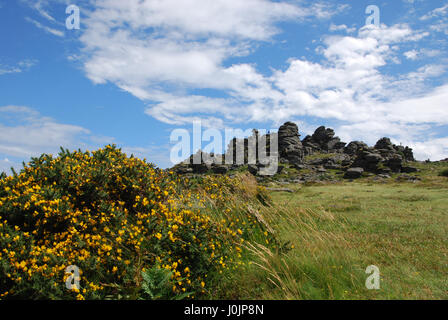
[344, 167, 364, 179]
[375, 137, 415, 161]
[294, 164, 308, 170]
[351, 150, 384, 172]
[328, 154, 351, 163]
[171, 122, 417, 179]
[192, 163, 209, 174]
[303, 126, 346, 153]
[344, 141, 368, 155]
[324, 162, 342, 170]
[364, 152, 384, 163]
[396, 174, 421, 182]
[402, 147, 415, 161]
[325, 137, 342, 151]
[175, 165, 193, 174]
[374, 137, 395, 151]
[384, 154, 403, 173]
[312, 126, 335, 143]
[401, 166, 418, 173]
[212, 165, 229, 174]
[248, 164, 258, 175]
[278, 122, 304, 164]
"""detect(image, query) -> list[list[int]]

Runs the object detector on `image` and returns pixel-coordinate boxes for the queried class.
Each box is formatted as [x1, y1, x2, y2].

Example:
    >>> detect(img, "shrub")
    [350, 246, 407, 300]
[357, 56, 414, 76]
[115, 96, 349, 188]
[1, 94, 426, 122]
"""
[0, 145, 260, 300]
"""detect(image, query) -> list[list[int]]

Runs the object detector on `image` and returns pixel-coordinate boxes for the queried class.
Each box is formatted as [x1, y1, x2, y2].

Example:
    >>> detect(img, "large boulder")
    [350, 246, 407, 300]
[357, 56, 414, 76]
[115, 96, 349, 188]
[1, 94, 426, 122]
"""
[351, 150, 384, 172]
[344, 167, 364, 179]
[402, 146, 415, 162]
[374, 137, 395, 151]
[401, 166, 418, 173]
[303, 126, 346, 153]
[312, 126, 335, 144]
[248, 164, 259, 175]
[344, 141, 368, 156]
[278, 122, 304, 165]
[384, 154, 403, 173]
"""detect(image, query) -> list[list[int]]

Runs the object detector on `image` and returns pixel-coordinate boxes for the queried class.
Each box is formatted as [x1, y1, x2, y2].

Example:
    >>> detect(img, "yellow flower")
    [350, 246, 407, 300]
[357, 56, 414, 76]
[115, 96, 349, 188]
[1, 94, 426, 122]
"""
[76, 293, 85, 300]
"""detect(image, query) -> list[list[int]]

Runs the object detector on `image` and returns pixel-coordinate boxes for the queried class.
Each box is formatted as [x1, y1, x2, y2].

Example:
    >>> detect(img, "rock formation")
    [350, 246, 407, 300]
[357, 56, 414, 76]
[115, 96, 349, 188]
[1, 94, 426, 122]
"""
[278, 122, 304, 165]
[172, 121, 417, 180]
[302, 126, 346, 154]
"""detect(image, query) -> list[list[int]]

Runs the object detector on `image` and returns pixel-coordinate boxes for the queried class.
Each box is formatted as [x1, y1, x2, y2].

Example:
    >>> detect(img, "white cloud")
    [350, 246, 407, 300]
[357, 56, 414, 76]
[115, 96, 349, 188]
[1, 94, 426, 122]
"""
[329, 23, 356, 33]
[420, 4, 448, 21]
[77, 0, 343, 126]
[404, 48, 441, 60]
[404, 49, 419, 60]
[0, 59, 37, 75]
[25, 17, 64, 37]
[421, 4, 448, 35]
[67, 2, 448, 161]
[412, 137, 448, 161]
[32, 0, 57, 22]
[0, 158, 15, 174]
[0, 105, 177, 170]
[0, 106, 93, 158]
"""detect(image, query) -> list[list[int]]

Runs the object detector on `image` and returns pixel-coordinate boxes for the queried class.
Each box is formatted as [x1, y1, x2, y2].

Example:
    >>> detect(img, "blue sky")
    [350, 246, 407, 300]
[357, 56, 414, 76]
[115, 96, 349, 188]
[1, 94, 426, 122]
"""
[1, 0, 448, 172]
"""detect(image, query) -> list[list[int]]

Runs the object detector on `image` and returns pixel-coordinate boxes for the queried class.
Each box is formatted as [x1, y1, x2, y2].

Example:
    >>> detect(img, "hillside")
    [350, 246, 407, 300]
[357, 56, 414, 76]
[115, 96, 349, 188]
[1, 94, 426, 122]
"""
[0, 145, 447, 300]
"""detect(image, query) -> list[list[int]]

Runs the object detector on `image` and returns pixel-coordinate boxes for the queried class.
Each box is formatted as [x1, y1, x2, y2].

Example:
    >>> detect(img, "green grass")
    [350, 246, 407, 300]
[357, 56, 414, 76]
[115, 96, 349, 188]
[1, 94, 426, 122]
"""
[304, 153, 339, 162]
[218, 162, 448, 300]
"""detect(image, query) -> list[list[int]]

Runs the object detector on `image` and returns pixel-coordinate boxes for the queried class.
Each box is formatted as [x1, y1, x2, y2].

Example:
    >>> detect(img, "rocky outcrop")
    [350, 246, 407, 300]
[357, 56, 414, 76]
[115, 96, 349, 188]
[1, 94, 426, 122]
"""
[172, 121, 417, 180]
[374, 137, 415, 162]
[278, 122, 304, 165]
[341, 136, 417, 176]
[302, 126, 346, 154]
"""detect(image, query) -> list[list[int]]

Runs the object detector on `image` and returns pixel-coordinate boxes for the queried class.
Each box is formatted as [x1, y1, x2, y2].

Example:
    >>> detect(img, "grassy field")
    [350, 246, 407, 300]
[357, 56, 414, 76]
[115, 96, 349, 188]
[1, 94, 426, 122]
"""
[216, 162, 448, 300]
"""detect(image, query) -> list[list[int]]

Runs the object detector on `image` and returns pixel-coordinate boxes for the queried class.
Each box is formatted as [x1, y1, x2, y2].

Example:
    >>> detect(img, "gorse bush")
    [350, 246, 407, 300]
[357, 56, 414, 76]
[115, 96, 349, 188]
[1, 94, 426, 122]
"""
[0, 145, 273, 300]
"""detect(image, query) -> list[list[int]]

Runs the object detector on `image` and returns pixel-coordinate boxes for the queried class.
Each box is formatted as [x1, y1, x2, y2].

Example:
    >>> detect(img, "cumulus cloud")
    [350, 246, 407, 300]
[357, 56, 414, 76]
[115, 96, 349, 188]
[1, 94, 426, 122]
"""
[77, 0, 346, 121]
[329, 23, 356, 33]
[65, 1, 448, 160]
[0, 106, 178, 170]
[0, 106, 93, 158]
[412, 137, 448, 161]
